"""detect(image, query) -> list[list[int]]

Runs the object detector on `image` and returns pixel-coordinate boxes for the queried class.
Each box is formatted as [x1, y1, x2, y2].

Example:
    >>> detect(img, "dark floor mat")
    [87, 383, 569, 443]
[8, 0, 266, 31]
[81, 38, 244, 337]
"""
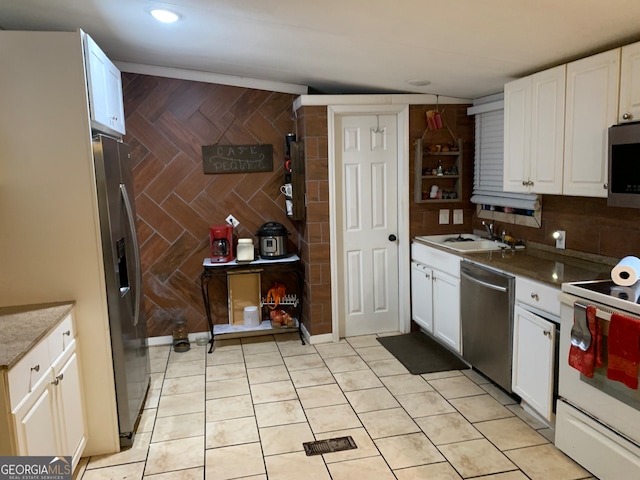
[303, 436, 357, 456]
[377, 331, 468, 375]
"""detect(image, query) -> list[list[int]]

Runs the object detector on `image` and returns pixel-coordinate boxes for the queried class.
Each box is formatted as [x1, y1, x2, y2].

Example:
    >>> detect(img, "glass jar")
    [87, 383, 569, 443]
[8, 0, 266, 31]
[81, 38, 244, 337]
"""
[236, 238, 255, 262]
[172, 318, 190, 352]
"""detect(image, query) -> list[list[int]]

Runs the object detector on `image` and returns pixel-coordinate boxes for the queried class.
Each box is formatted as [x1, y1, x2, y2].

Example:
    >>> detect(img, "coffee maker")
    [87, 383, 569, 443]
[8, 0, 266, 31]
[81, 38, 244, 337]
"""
[209, 224, 234, 263]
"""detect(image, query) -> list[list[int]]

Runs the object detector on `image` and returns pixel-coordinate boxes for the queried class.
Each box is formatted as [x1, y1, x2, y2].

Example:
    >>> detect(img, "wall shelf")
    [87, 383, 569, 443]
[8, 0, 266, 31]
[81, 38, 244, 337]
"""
[414, 138, 462, 203]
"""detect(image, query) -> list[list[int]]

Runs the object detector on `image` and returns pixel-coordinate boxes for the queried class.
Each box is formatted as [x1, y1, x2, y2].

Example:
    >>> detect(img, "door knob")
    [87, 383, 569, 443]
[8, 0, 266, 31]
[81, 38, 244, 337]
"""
[623, 112, 633, 120]
[388, 234, 397, 242]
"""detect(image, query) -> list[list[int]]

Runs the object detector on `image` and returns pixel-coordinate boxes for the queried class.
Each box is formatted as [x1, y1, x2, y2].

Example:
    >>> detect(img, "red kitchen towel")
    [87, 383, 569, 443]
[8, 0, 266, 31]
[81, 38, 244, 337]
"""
[596, 317, 604, 369]
[607, 312, 640, 389]
[568, 306, 598, 377]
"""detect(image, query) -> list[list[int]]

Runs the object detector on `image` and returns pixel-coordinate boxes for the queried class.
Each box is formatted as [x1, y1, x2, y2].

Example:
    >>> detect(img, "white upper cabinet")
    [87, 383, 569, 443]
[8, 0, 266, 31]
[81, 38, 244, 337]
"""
[504, 76, 531, 193]
[619, 41, 640, 124]
[83, 33, 126, 135]
[563, 49, 619, 197]
[504, 66, 565, 194]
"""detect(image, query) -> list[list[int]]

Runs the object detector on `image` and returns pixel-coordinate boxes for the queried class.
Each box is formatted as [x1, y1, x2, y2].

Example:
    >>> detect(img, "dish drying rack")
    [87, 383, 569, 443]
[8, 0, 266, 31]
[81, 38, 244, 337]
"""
[260, 294, 299, 308]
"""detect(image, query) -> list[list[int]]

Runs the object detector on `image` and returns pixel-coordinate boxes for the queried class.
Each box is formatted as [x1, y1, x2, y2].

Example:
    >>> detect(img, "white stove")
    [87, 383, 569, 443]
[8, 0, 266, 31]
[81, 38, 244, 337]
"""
[556, 279, 640, 479]
[562, 279, 640, 315]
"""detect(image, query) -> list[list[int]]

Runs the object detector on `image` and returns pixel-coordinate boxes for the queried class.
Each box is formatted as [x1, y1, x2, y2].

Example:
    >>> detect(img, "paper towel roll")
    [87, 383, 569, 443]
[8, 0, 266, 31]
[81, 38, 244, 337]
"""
[611, 256, 640, 286]
[610, 282, 640, 303]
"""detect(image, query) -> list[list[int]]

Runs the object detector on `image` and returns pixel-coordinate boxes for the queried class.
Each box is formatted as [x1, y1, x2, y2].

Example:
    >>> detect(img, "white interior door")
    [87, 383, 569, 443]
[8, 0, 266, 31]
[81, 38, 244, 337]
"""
[335, 114, 399, 337]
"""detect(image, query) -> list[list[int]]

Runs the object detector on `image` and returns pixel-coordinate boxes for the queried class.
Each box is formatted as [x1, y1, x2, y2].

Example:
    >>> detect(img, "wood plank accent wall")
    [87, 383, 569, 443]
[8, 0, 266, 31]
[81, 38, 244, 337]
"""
[121, 73, 296, 337]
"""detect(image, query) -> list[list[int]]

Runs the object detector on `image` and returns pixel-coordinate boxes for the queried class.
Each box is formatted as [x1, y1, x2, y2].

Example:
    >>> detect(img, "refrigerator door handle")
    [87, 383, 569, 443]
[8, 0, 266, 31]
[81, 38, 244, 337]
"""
[120, 183, 142, 327]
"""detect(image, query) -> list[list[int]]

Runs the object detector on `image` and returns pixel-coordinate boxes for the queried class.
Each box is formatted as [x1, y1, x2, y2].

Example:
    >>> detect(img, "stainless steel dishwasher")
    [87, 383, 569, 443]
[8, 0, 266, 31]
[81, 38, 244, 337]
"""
[460, 260, 515, 393]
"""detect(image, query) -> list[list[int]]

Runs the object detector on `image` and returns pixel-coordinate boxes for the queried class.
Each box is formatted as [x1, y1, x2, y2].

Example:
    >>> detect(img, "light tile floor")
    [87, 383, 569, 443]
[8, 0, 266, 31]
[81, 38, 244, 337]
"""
[75, 333, 598, 480]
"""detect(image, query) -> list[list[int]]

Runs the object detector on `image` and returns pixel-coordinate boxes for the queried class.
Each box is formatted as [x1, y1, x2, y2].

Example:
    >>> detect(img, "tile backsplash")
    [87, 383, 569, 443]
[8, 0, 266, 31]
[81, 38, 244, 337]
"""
[473, 195, 640, 260]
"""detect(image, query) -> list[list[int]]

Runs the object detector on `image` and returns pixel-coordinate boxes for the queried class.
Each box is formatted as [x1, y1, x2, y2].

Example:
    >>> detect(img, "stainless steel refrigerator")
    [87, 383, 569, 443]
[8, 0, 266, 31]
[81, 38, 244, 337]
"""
[92, 134, 150, 448]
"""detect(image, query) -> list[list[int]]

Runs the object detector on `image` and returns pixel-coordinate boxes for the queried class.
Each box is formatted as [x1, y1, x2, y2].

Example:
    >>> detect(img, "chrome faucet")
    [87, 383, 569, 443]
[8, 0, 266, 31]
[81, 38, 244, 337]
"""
[482, 220, 495, 239]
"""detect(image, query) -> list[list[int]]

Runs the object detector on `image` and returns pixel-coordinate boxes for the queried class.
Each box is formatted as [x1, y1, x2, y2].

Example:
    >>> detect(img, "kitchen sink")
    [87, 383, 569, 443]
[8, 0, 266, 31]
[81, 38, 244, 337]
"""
[415, 233, 517, 253]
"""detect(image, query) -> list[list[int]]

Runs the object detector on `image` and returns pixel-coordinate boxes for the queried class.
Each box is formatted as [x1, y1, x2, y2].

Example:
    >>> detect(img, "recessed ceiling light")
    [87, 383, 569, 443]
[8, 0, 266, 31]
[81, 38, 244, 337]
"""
[407, 80, 431, 87]
[150, 9, 180, 23]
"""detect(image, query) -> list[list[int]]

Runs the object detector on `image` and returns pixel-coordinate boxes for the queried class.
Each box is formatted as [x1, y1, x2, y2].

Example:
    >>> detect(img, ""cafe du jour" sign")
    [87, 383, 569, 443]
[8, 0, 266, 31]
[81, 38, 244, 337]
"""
[202, 144, 273, 174]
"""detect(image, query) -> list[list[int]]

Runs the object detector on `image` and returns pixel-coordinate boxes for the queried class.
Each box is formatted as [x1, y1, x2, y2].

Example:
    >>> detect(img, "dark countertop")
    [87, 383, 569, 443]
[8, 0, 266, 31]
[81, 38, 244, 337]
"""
[0, 301, 75, 370]
[412, 238, 614, 288]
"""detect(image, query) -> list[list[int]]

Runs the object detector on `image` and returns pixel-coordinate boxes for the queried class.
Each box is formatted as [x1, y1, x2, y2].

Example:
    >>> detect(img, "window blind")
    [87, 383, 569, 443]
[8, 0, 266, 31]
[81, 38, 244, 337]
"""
[468, 97, 539, 211]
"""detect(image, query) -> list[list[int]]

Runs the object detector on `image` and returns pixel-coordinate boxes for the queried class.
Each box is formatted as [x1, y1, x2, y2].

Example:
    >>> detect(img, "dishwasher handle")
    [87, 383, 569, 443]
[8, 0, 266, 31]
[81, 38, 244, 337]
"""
[460, 270, 508, 293]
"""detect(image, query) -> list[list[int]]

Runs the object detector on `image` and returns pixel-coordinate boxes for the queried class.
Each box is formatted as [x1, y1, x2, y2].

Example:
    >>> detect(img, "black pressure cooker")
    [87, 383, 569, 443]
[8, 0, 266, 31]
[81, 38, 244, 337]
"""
[257, 222, 290, 258]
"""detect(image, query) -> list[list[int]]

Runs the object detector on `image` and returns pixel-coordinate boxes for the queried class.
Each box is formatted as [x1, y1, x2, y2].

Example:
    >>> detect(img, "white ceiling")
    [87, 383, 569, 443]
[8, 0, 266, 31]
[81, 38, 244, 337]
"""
[2, 0, 640, 98]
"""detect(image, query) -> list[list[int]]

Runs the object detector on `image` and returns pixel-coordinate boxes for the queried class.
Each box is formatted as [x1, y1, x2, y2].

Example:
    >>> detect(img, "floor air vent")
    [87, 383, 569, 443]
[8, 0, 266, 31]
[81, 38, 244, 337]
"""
[303, 436, 357, 456]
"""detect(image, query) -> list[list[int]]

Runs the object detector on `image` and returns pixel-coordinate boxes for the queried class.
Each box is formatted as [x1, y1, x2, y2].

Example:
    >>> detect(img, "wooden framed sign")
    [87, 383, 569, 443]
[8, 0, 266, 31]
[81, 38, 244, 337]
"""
[202, 144, 273, 174]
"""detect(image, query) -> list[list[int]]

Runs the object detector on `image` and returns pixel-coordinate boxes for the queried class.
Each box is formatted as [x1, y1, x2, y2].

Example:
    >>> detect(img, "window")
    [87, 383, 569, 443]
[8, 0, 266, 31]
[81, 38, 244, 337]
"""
[468, 94, 541, 228]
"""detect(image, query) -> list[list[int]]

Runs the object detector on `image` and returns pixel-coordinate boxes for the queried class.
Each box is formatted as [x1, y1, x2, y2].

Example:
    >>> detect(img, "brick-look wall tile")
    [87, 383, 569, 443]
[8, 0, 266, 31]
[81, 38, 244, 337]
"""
[306, 159, 329, 181]
[295, 106, 332, 337]
[306, 223, 323, 243]
[485, 195, 640, 258]
[409, 104, 475, 238]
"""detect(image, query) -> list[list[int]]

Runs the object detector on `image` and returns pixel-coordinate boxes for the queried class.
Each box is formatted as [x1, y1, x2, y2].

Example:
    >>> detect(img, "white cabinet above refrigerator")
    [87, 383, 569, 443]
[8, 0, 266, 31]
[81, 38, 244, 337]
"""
[83, 32, 126, 136]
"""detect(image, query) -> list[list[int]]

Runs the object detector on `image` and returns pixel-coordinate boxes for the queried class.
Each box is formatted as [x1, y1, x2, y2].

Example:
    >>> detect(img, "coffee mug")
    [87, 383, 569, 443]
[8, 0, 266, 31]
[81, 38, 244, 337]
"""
[280, 183, 292, 197]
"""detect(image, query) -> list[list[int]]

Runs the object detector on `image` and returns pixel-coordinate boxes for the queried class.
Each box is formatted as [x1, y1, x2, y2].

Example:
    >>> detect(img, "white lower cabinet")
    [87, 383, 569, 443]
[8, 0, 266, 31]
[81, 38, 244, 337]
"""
[13, 381, 57, 456]
[411, 242, 461, 353]
[432, 270, 461, 353]
[411, 261, 433, 332]
[3, 311, 86, 470]
[512, 304, 556, 421]
[53, 346, 85, 461]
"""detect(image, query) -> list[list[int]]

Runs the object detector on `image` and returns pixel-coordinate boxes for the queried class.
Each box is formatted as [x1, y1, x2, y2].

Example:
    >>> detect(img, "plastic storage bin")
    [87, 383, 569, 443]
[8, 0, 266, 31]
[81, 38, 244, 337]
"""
[243, 306, 260, 327]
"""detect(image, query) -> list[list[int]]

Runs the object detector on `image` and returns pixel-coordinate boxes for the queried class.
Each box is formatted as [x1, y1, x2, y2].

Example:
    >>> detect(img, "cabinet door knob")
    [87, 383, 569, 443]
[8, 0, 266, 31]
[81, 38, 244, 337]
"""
[603, 183, 608, 189]
[623, 112, 633, 120]
[63, 330, 71, 336]
[31, 365, 40, 373]
[531, 293, 539, 301]
[51, 374, 64, 385]
[425, 274, 430, 279]
[543, 330, 551, 337]
[522, 180, 527, 186]
[388, 234, 397, 242]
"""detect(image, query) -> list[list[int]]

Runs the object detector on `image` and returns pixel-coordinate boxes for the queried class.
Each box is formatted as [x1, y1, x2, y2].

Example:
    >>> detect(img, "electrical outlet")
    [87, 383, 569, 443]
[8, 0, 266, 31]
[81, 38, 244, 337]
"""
[439, 209, 450, 225]
[553, 230, 566, 249]
[225, 214, 239, 228]
[453, 209, 463, 225]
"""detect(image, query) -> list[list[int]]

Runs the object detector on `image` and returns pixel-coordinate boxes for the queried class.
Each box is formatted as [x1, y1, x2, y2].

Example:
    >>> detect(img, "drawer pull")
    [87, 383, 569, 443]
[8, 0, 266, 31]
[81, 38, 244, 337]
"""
[51, 373, 64, 386]
[543, 330, 551, 337]
[530, 293, 539, 301]
[63, 330, 71, 336]
[31, 365, 40, 373]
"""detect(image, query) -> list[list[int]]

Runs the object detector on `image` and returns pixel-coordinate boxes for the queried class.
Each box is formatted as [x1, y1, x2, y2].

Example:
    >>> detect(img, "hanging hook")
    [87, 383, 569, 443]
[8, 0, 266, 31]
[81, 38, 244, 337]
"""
[372, 114, 385, 134]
